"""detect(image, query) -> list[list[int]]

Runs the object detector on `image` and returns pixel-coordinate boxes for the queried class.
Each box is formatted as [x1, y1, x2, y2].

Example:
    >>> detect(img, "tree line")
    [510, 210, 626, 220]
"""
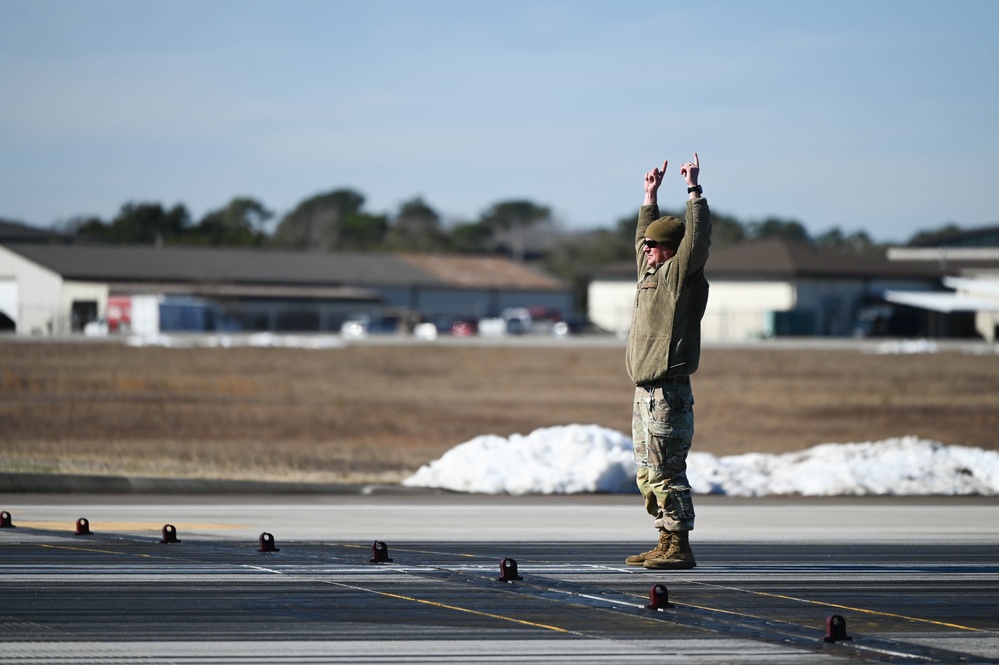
[64, 191, 563, 258]
[53, 187, 968, 290]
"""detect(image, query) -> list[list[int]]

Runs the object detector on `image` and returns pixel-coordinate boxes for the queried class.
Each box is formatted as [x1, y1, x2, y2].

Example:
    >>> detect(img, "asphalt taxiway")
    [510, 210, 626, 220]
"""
[1, 494, 997, 664]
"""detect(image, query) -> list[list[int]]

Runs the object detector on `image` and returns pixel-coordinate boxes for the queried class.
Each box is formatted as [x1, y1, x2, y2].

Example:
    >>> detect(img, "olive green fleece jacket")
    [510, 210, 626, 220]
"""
[625, 197, 712, 385]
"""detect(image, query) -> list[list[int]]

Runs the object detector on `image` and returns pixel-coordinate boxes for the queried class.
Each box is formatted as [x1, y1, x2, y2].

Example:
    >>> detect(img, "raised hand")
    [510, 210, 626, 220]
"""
[680, 153, 699, 187]
[644, 160, 668, 204]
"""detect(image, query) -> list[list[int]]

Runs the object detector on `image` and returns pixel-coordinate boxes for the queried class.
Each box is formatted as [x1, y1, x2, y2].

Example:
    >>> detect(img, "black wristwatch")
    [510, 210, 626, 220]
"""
[687, 185, 703, 195]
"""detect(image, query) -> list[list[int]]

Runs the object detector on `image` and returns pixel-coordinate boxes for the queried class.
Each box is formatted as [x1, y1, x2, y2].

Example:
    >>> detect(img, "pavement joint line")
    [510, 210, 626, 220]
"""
[339, 542, 479, 558]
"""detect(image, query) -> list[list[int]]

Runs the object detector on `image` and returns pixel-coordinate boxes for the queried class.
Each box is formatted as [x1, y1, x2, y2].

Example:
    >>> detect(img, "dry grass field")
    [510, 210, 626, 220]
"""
[2, 340, 998, 484]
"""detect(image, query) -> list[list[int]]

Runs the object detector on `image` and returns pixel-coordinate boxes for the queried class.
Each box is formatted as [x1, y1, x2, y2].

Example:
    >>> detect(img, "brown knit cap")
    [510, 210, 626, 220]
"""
[646, 216, 685, 252]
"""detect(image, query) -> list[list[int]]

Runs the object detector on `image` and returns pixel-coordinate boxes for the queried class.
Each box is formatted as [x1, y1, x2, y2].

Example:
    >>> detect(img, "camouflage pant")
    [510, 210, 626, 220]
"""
[632, 379, 695, 532]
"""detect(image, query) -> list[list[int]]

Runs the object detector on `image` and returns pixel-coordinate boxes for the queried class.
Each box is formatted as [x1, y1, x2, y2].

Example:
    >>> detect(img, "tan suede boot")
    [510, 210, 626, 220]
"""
[625, 530, 671, 566]
[643, 530, 696, 569]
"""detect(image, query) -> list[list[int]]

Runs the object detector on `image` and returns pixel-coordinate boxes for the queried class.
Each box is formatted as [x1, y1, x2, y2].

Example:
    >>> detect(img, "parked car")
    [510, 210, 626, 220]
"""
[501, 306, 579, 336]
[83, 318, 109, 336]
[340, 314, 400, 337]
[413, 322, 438, 340]
[477, 317, 507, 337]
[340, 308, 423, 337]
[449, 319, 478, 336]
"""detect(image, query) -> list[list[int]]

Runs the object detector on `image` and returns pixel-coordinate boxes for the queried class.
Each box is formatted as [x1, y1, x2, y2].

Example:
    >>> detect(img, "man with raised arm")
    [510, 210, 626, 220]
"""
[624, 154, 711, 570]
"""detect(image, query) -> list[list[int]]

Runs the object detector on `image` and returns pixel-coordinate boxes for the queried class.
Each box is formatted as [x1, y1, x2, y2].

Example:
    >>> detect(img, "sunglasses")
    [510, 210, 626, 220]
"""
[643, 239, 660, 249]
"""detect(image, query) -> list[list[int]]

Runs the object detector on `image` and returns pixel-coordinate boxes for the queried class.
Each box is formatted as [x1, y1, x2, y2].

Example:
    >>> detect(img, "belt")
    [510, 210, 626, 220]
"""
[640, 375, 689, 387]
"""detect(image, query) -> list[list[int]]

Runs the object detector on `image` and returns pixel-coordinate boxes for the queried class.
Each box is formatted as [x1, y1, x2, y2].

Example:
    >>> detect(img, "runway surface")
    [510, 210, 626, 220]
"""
[1, 494, 998, 664]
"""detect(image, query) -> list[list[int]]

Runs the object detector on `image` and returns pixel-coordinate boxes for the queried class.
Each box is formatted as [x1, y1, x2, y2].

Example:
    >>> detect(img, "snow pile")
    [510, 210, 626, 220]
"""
[872, 340, 939, 354]
[245, 333, 345, 349]
[688, 437, 999, 496]
[403, 425, 999, 496]
[403, 425, 637, 495]
[126, 333, 345, 349]
[126, 334, 178, 347]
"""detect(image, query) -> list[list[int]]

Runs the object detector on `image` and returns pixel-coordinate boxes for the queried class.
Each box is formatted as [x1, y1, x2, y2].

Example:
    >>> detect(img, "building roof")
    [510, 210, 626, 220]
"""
[592, 238, 957, 281]
[0, 219, 65, 243]
[397, 254, 563, 290]
[908, 224, 999, 248]
[884, 276, 999, 313]
[883, 289, 999, 313]
[945, 276, 999, 297]
[886, 246, 999, 263]
[705, 238, 949, 279]
[2, 242, 566, 292]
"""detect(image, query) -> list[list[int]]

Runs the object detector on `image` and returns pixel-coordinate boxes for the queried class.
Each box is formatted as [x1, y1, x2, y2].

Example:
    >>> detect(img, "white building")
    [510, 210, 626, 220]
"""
[589, 238, 948, 341]
[0, 240, 572, 336]
[0, 243, 108, 335]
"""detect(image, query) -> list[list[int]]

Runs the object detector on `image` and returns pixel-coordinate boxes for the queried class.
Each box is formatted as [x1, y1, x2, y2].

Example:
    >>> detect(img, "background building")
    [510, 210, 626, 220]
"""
[884, 226, 999, 342]
[589, 237, 999, 341]
[0, 242, 573, 336]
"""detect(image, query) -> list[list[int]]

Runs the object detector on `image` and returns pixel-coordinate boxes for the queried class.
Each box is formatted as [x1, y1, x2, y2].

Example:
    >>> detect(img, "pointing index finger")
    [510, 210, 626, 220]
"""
[693, 153, 699, 168]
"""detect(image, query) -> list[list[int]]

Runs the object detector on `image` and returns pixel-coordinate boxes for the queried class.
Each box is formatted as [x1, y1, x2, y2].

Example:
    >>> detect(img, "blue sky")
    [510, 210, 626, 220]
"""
[2, 0, 997, 242]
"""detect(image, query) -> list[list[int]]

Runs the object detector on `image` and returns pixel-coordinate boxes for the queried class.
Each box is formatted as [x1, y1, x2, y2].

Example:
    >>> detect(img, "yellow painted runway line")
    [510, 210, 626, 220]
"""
[244, 563, 578, 636]
[689, 581, 983, 632]
[336, 546, 983, 633]
[39, 543, 155, 558]
[327, 579, 575, 634]
[13, 520, 244, 531]
[336, 544, 983, 633]
[18, 528, 984, 635]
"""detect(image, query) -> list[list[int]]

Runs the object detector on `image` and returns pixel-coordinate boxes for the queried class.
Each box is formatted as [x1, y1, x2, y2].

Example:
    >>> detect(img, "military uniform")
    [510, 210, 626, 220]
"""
[625, 196, 711, 566]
